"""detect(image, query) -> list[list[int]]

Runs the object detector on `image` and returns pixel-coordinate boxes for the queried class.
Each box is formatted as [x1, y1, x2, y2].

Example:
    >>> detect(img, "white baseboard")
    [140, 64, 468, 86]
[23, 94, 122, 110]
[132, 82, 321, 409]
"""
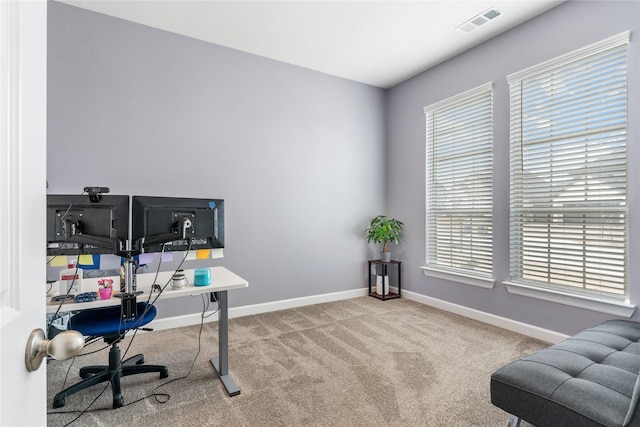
[149, 286, 568, 344]
[402, 290, 569, 344]
[148, 288, 368, 331]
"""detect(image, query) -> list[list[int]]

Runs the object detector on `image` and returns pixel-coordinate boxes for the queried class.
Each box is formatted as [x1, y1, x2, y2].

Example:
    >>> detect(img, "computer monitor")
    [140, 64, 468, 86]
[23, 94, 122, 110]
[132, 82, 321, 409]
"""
[131, 196, 224, 253]
[46, 194, 129, 256]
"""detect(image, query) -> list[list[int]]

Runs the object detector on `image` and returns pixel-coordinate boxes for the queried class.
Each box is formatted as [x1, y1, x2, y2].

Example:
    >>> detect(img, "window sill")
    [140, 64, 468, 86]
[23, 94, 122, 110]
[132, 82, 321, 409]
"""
[503, 281, 636, 318]
[421, 266, 495, 289]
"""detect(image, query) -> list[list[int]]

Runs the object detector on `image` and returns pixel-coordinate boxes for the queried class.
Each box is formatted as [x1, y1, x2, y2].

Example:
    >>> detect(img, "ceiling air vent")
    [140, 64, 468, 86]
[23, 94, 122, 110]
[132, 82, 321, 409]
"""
[457, 7, 502, 34]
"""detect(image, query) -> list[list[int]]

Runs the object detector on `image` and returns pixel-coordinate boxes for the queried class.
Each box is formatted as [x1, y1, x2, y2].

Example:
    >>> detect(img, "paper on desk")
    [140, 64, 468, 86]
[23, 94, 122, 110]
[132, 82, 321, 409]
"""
[186, 249, 223, 260]
[99, 254, 122, 271]
[211, 248, 223, 259]
[78, 254, 94, 266]
[49, 255, 68, 267]
[196, 249, 210, 259]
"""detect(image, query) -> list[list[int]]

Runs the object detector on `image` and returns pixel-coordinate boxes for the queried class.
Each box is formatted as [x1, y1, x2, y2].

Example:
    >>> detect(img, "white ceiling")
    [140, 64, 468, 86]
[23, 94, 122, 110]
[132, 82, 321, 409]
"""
[60, 0, 565, 88]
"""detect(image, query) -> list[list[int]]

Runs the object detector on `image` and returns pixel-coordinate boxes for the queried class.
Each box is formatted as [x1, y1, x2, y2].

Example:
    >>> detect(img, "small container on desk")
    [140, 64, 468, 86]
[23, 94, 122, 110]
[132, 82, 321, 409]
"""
[368, 259, 401, 301]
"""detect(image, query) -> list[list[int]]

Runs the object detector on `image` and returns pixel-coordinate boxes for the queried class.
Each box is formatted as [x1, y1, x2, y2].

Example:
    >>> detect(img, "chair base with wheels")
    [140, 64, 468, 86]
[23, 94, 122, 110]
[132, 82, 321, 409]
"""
[52, 302, 169, 409]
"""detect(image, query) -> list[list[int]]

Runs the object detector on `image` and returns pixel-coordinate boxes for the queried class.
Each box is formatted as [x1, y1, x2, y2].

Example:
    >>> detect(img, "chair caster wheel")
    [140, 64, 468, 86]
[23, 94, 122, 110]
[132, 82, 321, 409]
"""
[53, 397, 65, 409]
[113, 396, 124, 408]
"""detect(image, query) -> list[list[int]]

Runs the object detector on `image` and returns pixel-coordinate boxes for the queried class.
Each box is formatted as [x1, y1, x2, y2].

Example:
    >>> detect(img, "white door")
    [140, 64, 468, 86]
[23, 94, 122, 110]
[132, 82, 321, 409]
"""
[0, 1, 48, 425]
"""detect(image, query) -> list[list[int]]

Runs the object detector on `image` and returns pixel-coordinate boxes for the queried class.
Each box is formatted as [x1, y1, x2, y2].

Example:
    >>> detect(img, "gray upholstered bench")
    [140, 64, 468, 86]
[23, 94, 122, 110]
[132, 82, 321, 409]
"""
[491, 319, 640, 427]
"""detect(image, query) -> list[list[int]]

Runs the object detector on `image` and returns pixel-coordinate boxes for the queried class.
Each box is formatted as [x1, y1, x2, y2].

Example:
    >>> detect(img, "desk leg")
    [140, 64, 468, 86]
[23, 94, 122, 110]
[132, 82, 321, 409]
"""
[210, 290, 241, 397]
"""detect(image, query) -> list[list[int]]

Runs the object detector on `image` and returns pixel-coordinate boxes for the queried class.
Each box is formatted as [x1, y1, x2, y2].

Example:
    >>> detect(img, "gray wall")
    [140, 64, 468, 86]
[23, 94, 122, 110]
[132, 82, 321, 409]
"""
[47, 2, 386, 317]
[48, 1, 640, 334]
[386, 0, 640, 335]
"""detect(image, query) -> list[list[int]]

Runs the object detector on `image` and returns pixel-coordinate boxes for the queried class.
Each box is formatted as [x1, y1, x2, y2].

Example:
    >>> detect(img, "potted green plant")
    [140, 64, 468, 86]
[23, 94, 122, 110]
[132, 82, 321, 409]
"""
[365, 215, 404, 262]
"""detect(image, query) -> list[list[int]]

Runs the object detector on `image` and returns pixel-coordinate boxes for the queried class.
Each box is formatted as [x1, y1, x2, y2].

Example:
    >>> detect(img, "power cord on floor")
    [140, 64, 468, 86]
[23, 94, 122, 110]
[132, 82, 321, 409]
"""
[144, 292, 219, 404]
[56, 338, 109, 391]
[48, 262, 220, 426]
[52, 244, 189, 425]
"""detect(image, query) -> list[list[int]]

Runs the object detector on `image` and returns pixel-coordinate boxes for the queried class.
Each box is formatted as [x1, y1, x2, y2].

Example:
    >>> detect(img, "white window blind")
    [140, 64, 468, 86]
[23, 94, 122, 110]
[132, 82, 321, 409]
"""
[508, 32, 629, 300]
[424, 82, 493, 279]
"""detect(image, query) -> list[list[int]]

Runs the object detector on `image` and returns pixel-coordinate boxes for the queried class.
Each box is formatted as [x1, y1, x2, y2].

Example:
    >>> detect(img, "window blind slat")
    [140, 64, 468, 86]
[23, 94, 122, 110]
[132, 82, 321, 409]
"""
[509, 34, 629, 301]
[425, 82, 494, 278]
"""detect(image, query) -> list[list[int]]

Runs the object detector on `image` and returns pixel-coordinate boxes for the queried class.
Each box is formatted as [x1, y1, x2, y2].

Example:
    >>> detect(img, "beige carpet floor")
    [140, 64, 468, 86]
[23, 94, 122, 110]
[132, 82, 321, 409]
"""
[47, 296, 545, 426]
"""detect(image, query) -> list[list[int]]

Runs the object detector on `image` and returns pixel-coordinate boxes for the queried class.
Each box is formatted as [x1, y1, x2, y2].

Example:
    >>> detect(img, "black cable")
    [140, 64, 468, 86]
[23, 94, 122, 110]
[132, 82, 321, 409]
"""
[46, 190, 91, 333]
[46, 259, 82, 336]
[47, 339, 115, 425]
[143, 289, 218, 405]
[50, 257, 145, 426]
[59, 244, 192, 422]
[46, 191, 84, 267]
[57, 192, 86, 224]
[103, 241, 192, 388]
[202, 291, 220, 319]
[57, 380, 113, 426]
[46, 254, 63, 266]
[147, 241, 193, 306]
[58, 356, 76, 393]
[49, 241, 199, 425]
[114, 242, 194, 381]
[49, 286, 218, 424]
[46, 190, 118, 425]
[118, 240, 192, 348]
[55, 338, 107, 392]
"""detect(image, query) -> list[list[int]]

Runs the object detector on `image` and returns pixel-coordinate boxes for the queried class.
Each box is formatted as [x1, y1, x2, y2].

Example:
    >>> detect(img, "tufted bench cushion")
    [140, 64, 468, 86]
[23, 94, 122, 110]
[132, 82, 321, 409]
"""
[491, 319, 640, 427]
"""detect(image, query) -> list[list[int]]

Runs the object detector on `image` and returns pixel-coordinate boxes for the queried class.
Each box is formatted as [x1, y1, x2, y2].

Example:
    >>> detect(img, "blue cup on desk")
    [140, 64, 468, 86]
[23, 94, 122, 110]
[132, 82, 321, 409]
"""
[194, 268, 211, 286]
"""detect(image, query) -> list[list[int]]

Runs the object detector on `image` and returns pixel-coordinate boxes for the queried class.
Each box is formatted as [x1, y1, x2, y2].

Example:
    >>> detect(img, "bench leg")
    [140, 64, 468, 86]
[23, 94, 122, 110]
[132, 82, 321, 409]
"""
[507, 414, 522, 427]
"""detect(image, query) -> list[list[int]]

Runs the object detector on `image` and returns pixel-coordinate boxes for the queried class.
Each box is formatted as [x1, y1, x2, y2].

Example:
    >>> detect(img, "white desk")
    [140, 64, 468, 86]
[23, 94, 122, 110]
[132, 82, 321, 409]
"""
[47, 266, 248, 397]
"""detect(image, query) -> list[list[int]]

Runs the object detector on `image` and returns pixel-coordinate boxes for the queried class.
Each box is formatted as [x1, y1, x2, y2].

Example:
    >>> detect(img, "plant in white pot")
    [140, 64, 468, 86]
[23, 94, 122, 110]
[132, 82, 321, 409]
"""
[365, 215, 404, 262]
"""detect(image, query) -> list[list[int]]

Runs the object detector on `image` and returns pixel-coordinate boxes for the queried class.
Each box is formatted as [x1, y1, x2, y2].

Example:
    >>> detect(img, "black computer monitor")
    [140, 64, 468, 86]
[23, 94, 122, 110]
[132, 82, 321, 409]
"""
[131, 196, 224, 253]
[46, 194, 129, 256]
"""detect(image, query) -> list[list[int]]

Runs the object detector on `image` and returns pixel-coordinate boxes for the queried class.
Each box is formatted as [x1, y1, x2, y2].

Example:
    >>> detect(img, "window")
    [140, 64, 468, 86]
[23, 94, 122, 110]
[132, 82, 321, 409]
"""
[424, 82, 493, 284]
[507, 32, 629, 302]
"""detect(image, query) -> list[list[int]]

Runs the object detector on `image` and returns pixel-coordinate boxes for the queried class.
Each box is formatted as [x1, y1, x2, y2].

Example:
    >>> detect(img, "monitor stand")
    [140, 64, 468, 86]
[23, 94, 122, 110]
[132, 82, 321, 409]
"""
[114, 243, 143, 321]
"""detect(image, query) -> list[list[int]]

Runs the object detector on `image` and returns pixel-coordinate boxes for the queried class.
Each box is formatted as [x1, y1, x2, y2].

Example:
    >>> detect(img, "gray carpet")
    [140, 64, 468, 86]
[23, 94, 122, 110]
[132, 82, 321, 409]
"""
[47, 297, 545, 426]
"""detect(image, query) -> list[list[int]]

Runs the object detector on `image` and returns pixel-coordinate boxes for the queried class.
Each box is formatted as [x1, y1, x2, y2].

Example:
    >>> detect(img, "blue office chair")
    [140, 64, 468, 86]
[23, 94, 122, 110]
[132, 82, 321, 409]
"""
[52, 302, 169, 409]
